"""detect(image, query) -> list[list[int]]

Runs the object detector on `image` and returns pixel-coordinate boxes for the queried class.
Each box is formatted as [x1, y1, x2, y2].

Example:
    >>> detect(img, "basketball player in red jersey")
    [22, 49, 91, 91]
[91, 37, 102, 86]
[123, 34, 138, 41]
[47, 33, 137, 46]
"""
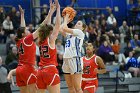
[36, 0, 61, 93]
[7, 3, 56, 93]
[82, 41, 106, 93]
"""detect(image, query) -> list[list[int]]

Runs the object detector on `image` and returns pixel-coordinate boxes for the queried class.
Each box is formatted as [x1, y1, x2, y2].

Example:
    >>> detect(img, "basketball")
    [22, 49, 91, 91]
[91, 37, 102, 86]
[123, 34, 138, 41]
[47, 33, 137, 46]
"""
[62, 7, 76, 22]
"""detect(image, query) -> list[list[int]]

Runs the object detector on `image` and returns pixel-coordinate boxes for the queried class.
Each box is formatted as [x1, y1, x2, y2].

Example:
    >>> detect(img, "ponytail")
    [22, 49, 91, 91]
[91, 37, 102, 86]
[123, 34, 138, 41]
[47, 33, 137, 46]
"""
[15, 27, 25, 42]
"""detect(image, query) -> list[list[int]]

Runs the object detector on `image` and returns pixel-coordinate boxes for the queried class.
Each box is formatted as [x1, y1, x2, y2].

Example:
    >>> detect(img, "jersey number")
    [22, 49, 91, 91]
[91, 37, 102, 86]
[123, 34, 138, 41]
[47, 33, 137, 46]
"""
[19, 43, 24, 54]
[83, 66, 91, 74]
[39, 45, 50, 58]
[66, 40, 70, 47]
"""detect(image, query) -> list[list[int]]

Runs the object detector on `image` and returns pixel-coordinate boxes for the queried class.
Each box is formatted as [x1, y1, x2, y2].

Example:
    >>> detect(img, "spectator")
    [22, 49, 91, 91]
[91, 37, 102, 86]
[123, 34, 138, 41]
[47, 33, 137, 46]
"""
[39, 4, 48, 24]
[56, 39, 64, 55]
[119, 21, 129, 43]
[57, 32, 65, 45]
[108, 30, 116, 44]
[99, 13, 106, 23]
[5, 46, 18, 69]
[27, 23, 35, 33]
[112, 39, 126, 65]
[94, 19, 101, 33]
[0, 7, 5, 25]
[100, 19, 107, 35]
[127, 0, 135, 25]
[125, 51, 140, 77]
[0, 26, 6, 43]
[94, 36, 101, 48]
[95, 9, 101, 20]
[87, 22, 95, 43]
[56, 39, 64, 74]
[97, 40, 115, 64]
[127, 0, 135, 11]
[130, 34, 140, 49]
[126, 26, 135, 43]
[107, 14, 117, 25]
[133, 42, 140, 58]
[8, 7, 16, 23]
[106, 7, 113, 17]
[0, 56, 12, 93]
[111, 22, 120, 38]
[124, 42, 133, 57]
[13, 11, 20, 29]
[6, 34, 16, 54]
[3, 16, 14, 36]
[93, 19, 101, 39]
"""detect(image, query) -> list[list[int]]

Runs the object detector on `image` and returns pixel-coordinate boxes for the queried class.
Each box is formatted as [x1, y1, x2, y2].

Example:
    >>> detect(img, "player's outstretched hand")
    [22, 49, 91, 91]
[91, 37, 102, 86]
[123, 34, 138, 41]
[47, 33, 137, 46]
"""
[18, 5, 24, 15]
[49, 0, 56, 14]
[55, 0, 60, 9]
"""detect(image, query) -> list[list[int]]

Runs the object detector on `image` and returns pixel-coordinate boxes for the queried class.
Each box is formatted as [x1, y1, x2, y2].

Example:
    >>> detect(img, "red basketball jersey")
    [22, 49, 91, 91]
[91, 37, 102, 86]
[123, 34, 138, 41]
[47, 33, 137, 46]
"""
[16, 34, 36, 65]
[39, 38, 58, 67]
[82, 55, 98, 78]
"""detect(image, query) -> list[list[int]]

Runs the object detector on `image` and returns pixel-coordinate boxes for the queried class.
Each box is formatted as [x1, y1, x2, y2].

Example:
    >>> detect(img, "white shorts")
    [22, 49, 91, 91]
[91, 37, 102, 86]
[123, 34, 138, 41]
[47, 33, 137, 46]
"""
[62, 57, 83, 74]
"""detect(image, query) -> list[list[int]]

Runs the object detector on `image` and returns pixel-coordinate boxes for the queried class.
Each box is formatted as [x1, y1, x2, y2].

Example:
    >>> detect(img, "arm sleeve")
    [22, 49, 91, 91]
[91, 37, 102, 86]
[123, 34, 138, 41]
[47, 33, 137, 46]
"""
[24, 34, 34, 45]
[72, 29, 85, 39]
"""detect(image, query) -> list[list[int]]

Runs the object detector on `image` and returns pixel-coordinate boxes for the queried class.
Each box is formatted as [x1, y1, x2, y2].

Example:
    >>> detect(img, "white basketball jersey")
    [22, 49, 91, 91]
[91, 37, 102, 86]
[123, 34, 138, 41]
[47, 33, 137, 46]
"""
[63, 29, 85, 58]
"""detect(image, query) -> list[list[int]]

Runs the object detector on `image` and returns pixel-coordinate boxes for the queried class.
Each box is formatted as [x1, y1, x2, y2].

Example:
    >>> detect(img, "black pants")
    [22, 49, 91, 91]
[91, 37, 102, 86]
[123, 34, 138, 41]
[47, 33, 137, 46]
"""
[0, 82, 12, 93]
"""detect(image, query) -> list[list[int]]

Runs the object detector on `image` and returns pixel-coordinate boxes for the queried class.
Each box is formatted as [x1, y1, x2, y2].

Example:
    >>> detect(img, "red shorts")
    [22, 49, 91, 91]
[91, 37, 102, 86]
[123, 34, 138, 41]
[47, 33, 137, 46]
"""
[36, 65, 60, 89]
[82, 79, 98, 93]
[16, 64, 37, 87]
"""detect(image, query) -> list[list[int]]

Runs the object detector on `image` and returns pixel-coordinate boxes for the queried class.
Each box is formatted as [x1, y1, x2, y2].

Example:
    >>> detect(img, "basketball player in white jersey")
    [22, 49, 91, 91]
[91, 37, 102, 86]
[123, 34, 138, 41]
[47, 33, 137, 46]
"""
[61, 14, 86, 93]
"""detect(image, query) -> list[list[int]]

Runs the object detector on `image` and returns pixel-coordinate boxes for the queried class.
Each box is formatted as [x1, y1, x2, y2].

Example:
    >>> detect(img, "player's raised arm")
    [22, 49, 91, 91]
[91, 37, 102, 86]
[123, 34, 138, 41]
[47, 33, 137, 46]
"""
[42, 0, 56, 25]
[32, 0, 56, 39]
[50, 0, 61, 42]
[62, 14, 74, 34]
[19, 5, 26, 27]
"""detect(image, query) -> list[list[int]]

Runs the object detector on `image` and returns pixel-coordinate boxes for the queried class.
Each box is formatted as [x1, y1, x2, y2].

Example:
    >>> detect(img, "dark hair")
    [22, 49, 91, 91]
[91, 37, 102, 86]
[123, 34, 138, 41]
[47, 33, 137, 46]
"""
[39, 24, 53, 44]
[85, 41, 97, 54]
[15, 27, 26, 42]
[87, 41, 96, 48]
